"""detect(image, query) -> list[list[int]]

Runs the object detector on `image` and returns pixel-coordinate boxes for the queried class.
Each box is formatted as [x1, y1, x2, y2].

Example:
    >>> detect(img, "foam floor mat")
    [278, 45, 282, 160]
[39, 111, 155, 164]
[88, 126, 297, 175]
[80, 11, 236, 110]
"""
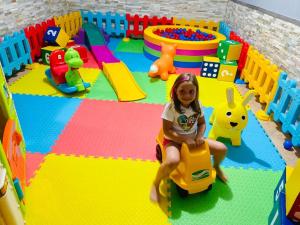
[169, 167, 281, 225]
[25, 154, 170, 225]
[52, 100, 163, 160]
[133, 72, 167, 104]
[113, 52, 153, 72]
[116, 39, 145, 53]
[26, 152, 46, 185]
[202, 107, 285, 171]
[166, 75, 243, 108]
[176, 67, 201, 76]
[87, 71, 167, 104]
[107, 37, 122, 51]
[9, 63, 100, 98]
[86, 71, 118, 101]
[13, 94, 82, 153]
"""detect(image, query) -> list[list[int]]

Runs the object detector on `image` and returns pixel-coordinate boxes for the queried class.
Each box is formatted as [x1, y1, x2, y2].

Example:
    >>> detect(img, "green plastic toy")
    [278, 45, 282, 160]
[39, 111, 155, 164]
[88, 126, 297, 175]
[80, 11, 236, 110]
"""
[64, 48, 85, 91]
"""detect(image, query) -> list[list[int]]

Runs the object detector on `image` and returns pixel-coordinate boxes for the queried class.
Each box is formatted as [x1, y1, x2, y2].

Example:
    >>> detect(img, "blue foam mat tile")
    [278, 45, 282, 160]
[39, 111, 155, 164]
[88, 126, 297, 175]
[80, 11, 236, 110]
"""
[12, 94, 82, 154]
[113, 52, 153, 72]
[203, 107, 285, 171]
[107, 37, 122, 51]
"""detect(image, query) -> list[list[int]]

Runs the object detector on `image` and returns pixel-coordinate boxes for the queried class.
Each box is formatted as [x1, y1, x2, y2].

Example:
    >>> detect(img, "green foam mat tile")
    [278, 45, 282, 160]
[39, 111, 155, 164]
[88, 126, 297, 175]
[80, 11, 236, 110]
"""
[169, 167, 281, 225]
[133, 72, 167, 104]
[86, 71, 118, 101]
[116, 39, 145, 53]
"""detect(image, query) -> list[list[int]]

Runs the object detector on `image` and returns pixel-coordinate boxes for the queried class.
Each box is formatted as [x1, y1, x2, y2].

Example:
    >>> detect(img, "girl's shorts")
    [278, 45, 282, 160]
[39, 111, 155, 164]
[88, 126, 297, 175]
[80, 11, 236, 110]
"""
[163, 138, 181, 149]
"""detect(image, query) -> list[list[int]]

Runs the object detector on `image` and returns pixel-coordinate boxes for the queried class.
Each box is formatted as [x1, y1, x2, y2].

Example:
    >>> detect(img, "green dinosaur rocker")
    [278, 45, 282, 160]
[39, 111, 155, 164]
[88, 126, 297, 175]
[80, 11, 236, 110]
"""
[64, 48, 85, 91]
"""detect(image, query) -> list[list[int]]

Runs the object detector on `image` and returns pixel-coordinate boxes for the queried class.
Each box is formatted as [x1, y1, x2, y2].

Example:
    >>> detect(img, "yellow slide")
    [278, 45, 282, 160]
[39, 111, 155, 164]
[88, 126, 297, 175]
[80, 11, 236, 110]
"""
[103, 61, 147, 101]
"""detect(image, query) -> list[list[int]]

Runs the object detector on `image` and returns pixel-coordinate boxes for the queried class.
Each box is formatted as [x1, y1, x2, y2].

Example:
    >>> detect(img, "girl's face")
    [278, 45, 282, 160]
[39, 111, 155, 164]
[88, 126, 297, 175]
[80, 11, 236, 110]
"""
[175, 81, 197, 107]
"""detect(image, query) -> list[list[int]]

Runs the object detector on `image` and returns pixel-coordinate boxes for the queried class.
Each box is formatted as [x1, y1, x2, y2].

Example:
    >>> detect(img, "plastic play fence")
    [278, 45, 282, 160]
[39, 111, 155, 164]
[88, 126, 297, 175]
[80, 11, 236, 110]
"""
[268, 72, 300, 147]
[0, 31, 32, 77]
[126, 14, 173, 38]
[24, 18, 55, 61]
[218, 21, 231, 39]
[241, 46, 281, 115]
[230, 31, 249, 74]
[81, 10, 127, 37]
[173, 17, 219, 31]
[54, 11, 82, 38]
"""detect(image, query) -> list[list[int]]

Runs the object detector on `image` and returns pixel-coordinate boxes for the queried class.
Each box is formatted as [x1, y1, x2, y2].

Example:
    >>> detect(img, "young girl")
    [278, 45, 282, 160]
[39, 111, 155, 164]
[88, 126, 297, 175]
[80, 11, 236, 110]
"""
[150, 73, 228, 203]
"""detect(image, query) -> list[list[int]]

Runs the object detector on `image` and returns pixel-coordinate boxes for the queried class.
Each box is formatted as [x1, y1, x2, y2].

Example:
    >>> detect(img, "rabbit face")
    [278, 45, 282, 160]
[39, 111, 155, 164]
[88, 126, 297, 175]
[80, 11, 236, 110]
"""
[214, 104, 248, 131]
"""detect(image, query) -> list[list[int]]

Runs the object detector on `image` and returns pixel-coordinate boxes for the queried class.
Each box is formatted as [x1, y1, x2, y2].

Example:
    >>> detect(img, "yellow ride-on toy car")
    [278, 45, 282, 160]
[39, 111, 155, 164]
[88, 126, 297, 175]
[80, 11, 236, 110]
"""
[156, 129, 216, 197]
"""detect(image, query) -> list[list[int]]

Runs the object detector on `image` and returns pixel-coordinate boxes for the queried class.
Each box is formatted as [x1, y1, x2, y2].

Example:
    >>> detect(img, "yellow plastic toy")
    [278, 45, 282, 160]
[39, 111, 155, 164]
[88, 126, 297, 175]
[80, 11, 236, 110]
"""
[286, 159, 300, 222]
[155, 129, 216, 197]
[208, 87, 255, 146]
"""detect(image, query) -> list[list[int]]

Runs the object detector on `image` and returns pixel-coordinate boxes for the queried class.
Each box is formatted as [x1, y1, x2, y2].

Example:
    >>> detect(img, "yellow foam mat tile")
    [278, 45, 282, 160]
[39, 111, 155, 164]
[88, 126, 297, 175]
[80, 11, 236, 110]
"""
[166, 74, 242, 108]
[25, 154, 170, 225]
[9, 63, 100, 98]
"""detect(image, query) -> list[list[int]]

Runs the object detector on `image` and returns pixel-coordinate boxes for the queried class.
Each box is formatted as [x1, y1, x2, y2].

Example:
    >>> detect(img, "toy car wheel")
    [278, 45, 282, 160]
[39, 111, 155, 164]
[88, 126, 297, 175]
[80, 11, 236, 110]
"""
[207, 184, 213, 191]
[176, 184, 188, 198]
[156, 145, 162, 163]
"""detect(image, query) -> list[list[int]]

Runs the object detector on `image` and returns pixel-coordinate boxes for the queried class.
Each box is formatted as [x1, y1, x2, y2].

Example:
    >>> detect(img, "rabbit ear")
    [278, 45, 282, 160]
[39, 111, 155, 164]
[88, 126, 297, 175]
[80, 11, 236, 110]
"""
[242, 90, 255, 106]
[226, 87, 235, 107]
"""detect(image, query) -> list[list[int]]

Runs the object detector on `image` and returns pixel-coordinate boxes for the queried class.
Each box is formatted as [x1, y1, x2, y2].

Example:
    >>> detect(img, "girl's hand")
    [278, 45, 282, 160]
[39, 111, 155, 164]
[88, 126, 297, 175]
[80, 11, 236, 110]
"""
[184, 138, 196, 149]
[195, 136, 205, 147]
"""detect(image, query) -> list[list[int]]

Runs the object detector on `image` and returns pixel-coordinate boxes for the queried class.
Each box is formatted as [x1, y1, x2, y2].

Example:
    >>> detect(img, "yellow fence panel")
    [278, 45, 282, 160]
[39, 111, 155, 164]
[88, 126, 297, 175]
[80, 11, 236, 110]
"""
[173, 17, 219, 31]
[241, 46, 281, 120]
[54, 11, 82, 37]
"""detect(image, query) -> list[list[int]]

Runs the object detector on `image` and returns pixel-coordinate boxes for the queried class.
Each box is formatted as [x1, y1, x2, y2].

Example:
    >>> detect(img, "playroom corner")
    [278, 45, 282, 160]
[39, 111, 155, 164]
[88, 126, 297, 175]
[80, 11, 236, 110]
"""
[0, 0, 299, 224]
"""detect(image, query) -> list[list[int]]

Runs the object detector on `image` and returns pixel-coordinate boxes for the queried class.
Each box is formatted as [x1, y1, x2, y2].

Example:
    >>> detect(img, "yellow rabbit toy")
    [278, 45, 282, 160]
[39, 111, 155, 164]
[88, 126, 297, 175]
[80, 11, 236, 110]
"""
[208, 87, 255, 146]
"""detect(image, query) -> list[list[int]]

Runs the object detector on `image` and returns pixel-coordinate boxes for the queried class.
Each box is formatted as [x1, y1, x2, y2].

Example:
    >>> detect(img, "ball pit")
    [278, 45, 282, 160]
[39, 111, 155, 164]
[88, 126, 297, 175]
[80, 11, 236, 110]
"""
[144, 25, 226, 68]
[154, 28, 216, 42]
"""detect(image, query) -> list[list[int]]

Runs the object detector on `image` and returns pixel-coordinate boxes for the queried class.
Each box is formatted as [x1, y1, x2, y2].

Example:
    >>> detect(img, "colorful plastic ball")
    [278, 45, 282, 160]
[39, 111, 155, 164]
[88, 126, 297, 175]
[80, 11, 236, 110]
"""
[283, 140, 293, 150]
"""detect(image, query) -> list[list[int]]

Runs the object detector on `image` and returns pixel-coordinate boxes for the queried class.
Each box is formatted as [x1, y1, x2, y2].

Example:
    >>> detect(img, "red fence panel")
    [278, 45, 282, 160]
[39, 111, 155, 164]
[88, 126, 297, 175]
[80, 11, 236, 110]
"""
[24, 18, 55, 61]
[126, 14, 173, 38]
[230, 31, 249, 74]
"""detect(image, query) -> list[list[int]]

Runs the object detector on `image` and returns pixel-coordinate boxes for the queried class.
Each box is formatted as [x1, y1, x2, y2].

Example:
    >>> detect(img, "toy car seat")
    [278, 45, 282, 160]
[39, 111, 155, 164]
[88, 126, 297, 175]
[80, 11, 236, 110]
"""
[156, 129, 216, 197]
[50, 50, 68, 84]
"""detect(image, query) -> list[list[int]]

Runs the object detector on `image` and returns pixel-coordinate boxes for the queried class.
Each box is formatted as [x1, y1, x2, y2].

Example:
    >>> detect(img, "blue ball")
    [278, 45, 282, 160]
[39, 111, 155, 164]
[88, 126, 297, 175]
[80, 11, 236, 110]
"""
[283, 140, 293, 150]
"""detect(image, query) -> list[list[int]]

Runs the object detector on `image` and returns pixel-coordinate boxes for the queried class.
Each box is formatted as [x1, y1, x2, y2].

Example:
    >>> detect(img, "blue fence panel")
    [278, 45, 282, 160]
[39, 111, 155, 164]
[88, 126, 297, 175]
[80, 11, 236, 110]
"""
[0, 30, 32, 77]
[219, 21, 231, 39]
[267, 72, 300, 147]
[81, 10, 127, 37]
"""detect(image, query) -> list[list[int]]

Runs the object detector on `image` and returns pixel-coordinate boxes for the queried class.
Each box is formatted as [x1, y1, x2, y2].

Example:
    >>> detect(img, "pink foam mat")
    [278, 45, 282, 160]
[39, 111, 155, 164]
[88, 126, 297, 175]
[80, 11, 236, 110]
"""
[52, 100, 163, 160]
[26, 152, 46, 185]
[176, 67, 201, 75]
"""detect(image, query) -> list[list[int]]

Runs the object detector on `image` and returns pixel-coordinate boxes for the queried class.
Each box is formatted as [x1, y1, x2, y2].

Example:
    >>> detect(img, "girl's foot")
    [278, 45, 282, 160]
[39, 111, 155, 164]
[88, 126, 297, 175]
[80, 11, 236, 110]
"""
[215, 166, 228, 183]
[150, 184, 160, 203]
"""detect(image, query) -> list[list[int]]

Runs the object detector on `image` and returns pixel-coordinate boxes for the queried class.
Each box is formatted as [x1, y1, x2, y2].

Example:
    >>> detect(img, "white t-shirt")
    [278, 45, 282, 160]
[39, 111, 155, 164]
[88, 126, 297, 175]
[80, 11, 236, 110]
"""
[161, 100, 204, 136]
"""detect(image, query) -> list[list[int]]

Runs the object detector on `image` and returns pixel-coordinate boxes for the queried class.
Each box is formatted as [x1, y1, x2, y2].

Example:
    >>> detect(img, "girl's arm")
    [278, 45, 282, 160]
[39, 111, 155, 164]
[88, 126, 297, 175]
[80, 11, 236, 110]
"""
[195, 115, 206, 147]
[163, 119, 187, 144]
[196, 115, 206, 138]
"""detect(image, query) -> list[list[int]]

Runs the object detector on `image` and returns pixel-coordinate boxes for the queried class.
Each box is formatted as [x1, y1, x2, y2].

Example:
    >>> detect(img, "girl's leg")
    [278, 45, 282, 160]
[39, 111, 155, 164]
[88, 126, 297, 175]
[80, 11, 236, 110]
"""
[150, 143, 180, 202]
[206, 139, 228, 182]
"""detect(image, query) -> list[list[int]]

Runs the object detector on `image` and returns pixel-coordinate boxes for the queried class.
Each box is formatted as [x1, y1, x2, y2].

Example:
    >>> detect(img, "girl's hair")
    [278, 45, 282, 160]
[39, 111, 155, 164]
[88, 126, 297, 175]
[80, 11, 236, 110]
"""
[171, 73, 201, 114]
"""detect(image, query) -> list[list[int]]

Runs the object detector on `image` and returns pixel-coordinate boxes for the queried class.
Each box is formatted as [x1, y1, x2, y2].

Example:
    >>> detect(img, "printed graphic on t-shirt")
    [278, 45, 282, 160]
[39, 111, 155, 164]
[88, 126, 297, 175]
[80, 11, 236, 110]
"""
[177, 113, 198, 131]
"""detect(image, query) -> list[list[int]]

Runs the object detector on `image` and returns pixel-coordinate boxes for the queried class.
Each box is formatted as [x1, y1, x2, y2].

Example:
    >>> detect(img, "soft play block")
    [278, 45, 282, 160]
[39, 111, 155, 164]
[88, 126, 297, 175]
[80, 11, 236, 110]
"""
[201, 56, 220, 79]
[286, 160, 300, 222]
[217, 40, 242, 61]
[44, 26, 70, 48]
[41, 46, 65, 65]
[217, 60, 237, 82]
